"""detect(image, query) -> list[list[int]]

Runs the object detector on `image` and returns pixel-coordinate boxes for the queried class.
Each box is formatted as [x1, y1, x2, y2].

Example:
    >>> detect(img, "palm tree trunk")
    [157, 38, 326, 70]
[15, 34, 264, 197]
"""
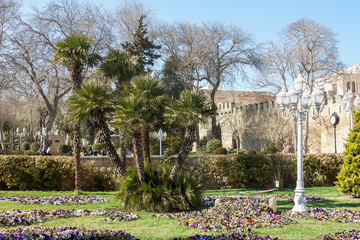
[132, 127, 145, 185]
[170, 125, 195, 181]
[73, 123, 81, 190]
[93, 112, 126, 175]
[119, 127, 127, 168]
[141, 124, 151, 164]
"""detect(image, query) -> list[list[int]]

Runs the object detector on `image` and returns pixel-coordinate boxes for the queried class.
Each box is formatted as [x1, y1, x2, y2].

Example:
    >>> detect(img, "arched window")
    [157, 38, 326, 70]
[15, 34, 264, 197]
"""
[352, 81, 356, 93]
[347, 81, 351, 92]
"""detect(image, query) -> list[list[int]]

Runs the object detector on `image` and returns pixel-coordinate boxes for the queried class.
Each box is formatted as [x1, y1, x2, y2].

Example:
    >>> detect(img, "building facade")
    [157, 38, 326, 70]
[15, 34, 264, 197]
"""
[199, 64, 360, 153]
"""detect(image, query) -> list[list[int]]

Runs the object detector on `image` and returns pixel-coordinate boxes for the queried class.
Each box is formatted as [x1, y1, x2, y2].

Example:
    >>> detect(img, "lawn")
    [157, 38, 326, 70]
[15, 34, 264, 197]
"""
[0, 187, 359, 239]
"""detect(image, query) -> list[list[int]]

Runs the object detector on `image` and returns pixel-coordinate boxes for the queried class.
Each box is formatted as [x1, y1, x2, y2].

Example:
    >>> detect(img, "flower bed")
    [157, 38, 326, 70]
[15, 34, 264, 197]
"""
[172, 234, 279, 239]
[0, 196, 109, 205]
[282, 207, 360, 223]
[0, 226, 139, 239]
[0, 209, 139, 227]
[316, 229, 360, 239]
[155, 197, 296, 234]
[202, 195, 325, 208]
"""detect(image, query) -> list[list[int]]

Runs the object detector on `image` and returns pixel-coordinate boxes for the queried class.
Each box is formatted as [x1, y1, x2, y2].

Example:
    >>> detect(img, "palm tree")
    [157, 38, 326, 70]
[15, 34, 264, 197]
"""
[54, 34, 101, 191]
[99, 49, 139, 91]
[125, 75, 167, 164]
[98, 49, 140, 168]
[113, 93, 147, 185]
[67, 80, 126, 176]
[165, 90, 216, 180]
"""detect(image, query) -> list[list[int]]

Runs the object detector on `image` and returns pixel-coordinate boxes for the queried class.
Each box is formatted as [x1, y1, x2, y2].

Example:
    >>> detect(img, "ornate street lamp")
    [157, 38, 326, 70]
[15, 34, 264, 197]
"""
[16, 127, 26, 150]
[155, 129, 167, 156]
[341, 90, 360, 129]
[276, 74, 325, 213]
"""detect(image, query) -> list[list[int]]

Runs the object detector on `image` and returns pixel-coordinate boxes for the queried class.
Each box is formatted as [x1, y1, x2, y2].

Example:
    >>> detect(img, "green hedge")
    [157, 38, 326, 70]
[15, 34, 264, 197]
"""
[200, 153, 343, 189]
[0, 156, 115, 191]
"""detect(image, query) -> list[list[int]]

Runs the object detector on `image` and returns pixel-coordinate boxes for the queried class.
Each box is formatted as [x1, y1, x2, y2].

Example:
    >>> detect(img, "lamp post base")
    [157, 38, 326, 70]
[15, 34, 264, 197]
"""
[292, 188, 308, 213]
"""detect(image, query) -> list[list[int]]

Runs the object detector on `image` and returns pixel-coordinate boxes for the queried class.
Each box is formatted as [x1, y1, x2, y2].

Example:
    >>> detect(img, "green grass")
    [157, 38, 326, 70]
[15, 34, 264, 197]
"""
[0, 187, 359, 239]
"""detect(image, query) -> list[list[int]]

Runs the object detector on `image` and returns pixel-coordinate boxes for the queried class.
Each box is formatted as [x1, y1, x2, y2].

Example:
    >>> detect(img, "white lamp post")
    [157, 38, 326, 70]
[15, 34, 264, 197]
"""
[37, 127, 51, 153]
[155, 129, 167, 156]
[276, 74, 325, 213]
[341, 90, 360, 129]
[16, 127, 26, 150]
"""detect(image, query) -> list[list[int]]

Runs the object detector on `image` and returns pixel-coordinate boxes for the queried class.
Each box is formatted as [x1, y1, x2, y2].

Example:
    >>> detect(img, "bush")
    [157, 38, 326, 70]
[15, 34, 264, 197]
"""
[259, 151, 267, 155]
[337, 110, 360, 196]
[22, 142, 30, 151]
[203, 154, 273, 188]
[92, 143, 102, 152]
[116, 164, 202, 212]
[0, 156, 115, 191]
[30, 142, 40, 152]
[206, 139, 222, 154]
[266, 142, 283, 154]
[212, 147, 227, 155]
[165, 136, 183, 154]
[57, 144, 72, 155]
[247, 150, 257, 154]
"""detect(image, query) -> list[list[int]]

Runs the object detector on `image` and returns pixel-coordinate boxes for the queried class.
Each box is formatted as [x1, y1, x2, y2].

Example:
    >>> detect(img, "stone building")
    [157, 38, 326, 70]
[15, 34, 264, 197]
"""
[199, 64, 360, 153]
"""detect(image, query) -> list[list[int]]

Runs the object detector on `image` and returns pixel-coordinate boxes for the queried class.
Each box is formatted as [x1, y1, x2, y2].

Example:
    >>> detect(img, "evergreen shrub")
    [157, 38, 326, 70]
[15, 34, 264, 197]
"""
[212, 147, 227, 155]
[57, 144, 72, 155]
[206, 139, 221, 154]
[116, 164, 202, 212]
[22, 142, 30, 151]
[336, 110, 360, 196]
[247, 150, 257, 154]
[30, 142, 40, 152]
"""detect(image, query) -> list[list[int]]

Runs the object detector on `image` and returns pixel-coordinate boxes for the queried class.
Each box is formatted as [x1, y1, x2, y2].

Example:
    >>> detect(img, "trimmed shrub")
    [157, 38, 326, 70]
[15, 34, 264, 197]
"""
[116, 164, 202, 212]
[57, 144, 72, 155]
[266, 142, 283, 154]
[206, 139, 222, 154]
[203, 154, 273, 188]
[247, 150, 257, 154]
[212, 147, 227, 155]
[22, 142, 30, 151]
[0, 156, 115, 191]
[30, 142, 40, 152]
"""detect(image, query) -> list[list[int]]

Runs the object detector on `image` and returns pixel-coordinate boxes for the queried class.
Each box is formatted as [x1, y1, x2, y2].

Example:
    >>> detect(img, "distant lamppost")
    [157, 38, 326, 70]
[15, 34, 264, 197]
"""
[37, 127, 51, 153]
[341, 90, 360, 129]
[276, 74, 325, 213]
[155, 129, 167, 156]
[330, 112, 340, 153]
[16, 127, 26, 150]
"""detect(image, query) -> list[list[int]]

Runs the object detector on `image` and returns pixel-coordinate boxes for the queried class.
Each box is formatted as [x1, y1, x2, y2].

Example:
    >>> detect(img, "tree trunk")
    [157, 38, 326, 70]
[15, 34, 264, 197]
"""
[170, 125, 196, 181]
[73, 123, 81, 190]
[132, 127, 145, 185]
[210, 87, 218, 139]
[195, 125, 200, 151]
[0, 115, 5, 149]
[141, 124, 151, 164]
[119, 127, 127, 169]
[92, 112, 126, 175]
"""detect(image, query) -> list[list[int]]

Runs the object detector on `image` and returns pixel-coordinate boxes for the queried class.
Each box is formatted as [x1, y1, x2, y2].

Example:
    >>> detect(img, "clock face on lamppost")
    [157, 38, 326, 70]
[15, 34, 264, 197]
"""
[330, 113, 339, 126]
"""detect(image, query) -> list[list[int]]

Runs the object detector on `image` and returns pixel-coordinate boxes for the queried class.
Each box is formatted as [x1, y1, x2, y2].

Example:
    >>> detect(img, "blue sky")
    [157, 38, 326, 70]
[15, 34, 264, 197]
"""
[23, 0, 360, 89]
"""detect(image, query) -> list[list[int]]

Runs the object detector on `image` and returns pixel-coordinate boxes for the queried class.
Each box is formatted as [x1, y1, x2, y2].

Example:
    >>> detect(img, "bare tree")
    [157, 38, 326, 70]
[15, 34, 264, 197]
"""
[256, 18, 344, 153]
[198, 21, 263, 139]
[4, 25, 71, 151]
